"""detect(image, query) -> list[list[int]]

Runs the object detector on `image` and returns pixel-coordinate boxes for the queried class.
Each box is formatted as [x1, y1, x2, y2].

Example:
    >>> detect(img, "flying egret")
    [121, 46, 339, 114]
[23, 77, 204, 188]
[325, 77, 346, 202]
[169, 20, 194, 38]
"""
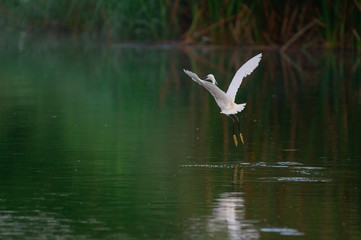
[183, 53, 262, 146]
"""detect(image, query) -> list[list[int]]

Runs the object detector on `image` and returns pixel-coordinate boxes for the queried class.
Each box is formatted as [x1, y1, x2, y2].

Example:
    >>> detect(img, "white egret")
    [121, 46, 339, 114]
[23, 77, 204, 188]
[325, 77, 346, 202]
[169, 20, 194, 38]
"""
[183, 53, 262, 146]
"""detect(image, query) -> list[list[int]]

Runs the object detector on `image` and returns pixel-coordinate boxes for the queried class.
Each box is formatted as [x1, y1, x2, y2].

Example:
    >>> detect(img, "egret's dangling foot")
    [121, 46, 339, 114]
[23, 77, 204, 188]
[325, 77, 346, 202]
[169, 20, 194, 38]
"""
[233, 114, 245, 145]
[233, 134, 238, 147]
[239, 132, 244, 145]
[230, 115, 239, 147]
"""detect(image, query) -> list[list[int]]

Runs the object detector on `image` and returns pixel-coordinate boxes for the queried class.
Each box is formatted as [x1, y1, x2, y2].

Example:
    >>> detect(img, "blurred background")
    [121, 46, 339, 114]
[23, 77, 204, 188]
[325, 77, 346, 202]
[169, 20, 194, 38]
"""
[1, 1, 361, 240]
[1, 0, 361, 48]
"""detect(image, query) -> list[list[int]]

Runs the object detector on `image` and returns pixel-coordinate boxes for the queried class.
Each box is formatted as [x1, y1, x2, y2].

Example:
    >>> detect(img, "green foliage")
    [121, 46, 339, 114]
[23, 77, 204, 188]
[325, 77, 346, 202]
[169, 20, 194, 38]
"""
[1, 0, 360, 48]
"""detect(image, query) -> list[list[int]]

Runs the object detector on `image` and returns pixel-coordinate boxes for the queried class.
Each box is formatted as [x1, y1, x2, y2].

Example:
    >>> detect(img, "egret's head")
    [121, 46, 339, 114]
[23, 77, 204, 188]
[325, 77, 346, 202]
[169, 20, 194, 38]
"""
[203, 74, 218, 85]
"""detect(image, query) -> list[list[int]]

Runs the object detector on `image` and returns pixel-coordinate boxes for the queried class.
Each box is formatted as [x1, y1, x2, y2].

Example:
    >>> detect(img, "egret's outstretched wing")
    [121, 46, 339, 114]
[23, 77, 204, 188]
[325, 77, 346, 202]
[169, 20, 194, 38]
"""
[226, 53, 262, 101]
[183, 69, 230, 109]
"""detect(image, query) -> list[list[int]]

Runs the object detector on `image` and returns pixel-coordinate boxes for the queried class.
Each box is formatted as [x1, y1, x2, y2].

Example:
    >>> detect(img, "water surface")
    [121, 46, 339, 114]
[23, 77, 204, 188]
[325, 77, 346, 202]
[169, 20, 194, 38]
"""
[0, 33, 360, 239]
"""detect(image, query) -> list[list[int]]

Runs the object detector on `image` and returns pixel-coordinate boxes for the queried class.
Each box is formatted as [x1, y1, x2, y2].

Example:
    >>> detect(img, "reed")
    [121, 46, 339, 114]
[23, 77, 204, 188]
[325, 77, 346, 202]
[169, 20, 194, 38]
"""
[0, 0, 360, 48]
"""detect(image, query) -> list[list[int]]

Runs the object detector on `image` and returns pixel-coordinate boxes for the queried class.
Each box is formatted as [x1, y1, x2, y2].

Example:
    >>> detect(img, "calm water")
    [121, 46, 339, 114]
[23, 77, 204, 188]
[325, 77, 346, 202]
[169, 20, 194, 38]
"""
[0, 33, 360, 240]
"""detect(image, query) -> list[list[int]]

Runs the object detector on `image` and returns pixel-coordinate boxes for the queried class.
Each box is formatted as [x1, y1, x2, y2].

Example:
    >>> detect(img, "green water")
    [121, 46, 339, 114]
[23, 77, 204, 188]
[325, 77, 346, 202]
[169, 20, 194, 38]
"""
[0, 33, 360, 240]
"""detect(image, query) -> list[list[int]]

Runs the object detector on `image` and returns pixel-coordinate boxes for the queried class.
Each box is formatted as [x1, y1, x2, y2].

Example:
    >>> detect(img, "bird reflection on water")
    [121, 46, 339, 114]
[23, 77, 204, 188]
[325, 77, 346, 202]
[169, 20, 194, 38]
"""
[207, 166, 259, 240]
[207, 192, 260, 240]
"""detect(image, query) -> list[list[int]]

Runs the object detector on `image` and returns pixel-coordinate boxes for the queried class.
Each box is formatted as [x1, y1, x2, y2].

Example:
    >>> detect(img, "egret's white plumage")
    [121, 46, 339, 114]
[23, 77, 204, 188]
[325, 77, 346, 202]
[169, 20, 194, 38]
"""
[183, 53, 262, 115]
[183, 53, 262, 146]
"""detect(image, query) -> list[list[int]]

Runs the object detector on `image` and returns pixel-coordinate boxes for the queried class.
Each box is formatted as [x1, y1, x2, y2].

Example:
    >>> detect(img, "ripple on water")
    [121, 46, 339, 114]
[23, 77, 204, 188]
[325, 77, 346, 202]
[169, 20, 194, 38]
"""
[277, 161, 303, 166]
[260, 227, 304, 236]
[180, 164, 235, 169]
[180, 161, 331, 183]
[258, 177, 332, 183]
[180, 161, 322, 170]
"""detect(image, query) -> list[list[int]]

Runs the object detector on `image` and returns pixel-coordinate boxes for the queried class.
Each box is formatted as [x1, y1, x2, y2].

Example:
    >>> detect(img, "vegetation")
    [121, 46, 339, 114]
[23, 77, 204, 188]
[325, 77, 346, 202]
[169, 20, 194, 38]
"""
[1, 0, 361, 48]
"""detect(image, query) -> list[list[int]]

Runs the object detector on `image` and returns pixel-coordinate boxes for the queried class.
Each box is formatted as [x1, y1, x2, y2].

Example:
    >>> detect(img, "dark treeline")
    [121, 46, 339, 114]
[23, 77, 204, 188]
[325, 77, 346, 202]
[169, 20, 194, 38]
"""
[1, 0, 360, 49]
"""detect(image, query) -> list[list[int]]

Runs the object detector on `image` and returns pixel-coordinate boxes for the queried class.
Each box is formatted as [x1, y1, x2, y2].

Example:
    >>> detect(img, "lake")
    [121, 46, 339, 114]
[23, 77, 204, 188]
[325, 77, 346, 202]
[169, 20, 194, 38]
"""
[0, 32, 360, 239]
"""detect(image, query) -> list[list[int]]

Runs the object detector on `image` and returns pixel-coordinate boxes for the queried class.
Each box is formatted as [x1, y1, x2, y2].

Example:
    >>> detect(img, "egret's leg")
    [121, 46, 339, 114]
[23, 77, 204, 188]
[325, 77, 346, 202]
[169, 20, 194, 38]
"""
[234, 115, 244, 144]
[228, 115, 238, 147]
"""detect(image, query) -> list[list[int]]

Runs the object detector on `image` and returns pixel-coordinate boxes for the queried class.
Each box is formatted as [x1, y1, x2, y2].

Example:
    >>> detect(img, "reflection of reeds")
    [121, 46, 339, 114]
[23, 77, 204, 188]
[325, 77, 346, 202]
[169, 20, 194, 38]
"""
[1, 35, 360, 239]
[1, 32, 359, 162]
[178, 48, 361, 162]
[1, 0, 361, 48]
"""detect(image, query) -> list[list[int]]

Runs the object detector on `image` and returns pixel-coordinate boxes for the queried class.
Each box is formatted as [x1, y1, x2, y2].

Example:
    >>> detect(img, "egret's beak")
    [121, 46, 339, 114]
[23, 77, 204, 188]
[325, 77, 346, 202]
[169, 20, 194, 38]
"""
[201, 76, 208, 80]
